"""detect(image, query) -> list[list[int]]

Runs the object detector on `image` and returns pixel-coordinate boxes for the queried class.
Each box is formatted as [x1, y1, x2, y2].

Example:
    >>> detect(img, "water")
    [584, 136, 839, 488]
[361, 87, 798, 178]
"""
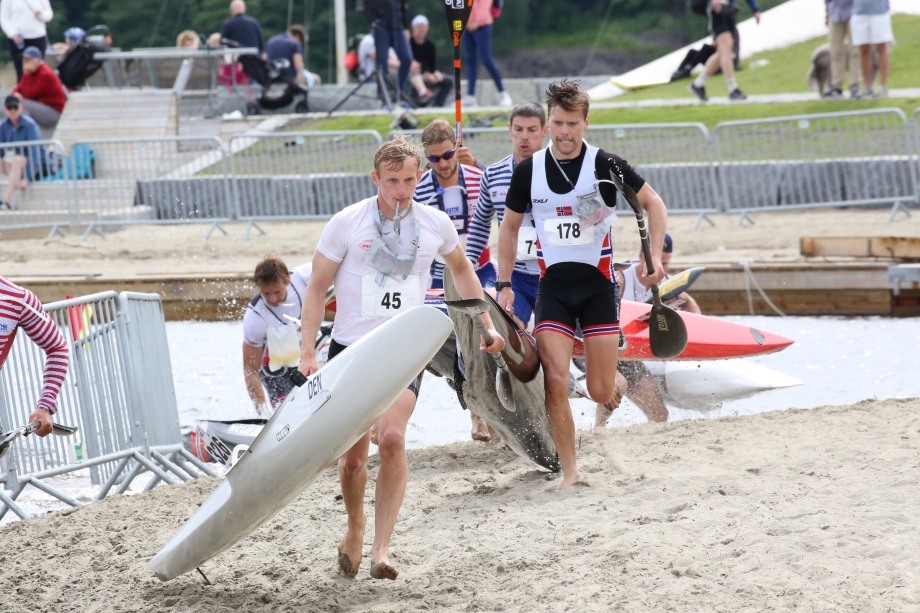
[167, 316, 920, 447]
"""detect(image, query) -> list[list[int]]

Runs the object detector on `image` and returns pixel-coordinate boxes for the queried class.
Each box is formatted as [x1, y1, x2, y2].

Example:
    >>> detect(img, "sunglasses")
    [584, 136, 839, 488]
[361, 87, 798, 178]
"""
[426, 147, 457, 164]
[5, 105, 19, 111]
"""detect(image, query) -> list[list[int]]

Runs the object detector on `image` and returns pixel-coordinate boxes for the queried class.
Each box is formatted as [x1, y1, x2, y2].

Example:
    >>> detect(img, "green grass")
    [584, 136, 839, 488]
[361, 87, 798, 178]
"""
[615, 14, 920, 101]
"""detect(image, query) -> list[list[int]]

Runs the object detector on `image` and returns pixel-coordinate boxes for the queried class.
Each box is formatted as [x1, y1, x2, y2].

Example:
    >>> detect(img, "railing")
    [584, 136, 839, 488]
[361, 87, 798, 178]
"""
[0, 291, 215, 522]
[2, 109, 919, 240]
[0, 139, 74, 234]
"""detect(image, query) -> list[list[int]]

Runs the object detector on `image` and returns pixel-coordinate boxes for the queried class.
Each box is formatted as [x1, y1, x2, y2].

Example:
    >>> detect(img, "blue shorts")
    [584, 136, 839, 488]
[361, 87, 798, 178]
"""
[429, 261, 496, 290]
[511, 270, 539, 325]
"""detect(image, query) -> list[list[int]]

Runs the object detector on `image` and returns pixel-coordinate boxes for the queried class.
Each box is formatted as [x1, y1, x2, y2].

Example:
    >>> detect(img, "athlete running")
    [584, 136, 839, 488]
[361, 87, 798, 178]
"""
[0, 276, 69, 437]
[297, 137, 504, 580]
[242, 257, 312, 415]
[414, 118, 494, 289]
[497, 78, 669, 488]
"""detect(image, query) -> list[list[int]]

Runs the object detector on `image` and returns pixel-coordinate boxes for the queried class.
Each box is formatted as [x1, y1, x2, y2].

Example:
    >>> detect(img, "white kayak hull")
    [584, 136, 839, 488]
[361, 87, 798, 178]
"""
[148, 306, 453, 581]
[646, 360, 802, 410]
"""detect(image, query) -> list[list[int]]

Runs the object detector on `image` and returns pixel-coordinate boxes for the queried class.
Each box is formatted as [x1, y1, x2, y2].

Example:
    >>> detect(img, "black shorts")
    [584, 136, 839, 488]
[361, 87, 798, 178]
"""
[534, 263, 620, 340]
[328, 339, 423, 397]
[709, 6, 738, 38]
[617, 361, 656, 394]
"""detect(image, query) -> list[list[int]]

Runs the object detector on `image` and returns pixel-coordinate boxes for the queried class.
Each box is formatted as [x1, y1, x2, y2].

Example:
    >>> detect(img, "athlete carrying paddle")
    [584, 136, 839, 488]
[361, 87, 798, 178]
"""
[497, 79, 669, 488]
[298, 137, 504, 580]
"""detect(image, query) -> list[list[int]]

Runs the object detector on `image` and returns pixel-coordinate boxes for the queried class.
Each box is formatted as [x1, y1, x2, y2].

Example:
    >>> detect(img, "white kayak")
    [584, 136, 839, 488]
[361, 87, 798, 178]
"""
[148, 306, 453, 582]
[644, 360, 803, 411]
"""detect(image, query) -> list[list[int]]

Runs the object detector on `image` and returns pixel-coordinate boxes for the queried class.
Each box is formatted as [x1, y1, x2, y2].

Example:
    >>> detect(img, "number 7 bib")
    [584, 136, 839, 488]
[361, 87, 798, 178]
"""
[361, 274, 422, 317]
[544, 217, 594, 246]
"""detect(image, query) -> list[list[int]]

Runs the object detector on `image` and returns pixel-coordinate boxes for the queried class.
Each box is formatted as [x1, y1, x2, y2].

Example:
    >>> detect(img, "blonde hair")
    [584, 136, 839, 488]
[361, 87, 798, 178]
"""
[374, 136, 424, 175]
[176, 30, 199, 49]
[421, 118, 455, 148]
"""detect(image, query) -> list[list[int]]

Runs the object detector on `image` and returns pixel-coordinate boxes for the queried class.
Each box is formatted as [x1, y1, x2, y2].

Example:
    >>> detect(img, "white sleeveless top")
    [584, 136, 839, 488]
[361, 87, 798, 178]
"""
[530, 145, 614, 279]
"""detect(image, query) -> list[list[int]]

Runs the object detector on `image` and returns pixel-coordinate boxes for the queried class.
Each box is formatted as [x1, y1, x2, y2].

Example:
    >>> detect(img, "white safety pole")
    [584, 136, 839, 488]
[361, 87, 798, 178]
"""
[334, 0, 347, 84]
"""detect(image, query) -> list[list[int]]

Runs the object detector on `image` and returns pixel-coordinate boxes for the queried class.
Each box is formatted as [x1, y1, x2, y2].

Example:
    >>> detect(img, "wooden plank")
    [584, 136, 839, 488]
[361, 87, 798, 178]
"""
[801, 237, 920, 259]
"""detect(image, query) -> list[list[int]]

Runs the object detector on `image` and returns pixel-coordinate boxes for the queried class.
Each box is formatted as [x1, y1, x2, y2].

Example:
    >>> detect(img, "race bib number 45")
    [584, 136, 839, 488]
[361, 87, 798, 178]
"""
[361, 275, 422, 317]
[544, 217, 594, 246]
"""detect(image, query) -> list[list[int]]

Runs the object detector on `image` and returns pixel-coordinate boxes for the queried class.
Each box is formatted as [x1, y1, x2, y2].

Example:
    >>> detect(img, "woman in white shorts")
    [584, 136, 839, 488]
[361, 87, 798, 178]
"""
[849, 0, 892, 98]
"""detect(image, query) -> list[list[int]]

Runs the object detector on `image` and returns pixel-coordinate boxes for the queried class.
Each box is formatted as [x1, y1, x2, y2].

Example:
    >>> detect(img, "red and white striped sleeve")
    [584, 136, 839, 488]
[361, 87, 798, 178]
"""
[19, 288, 69, 414]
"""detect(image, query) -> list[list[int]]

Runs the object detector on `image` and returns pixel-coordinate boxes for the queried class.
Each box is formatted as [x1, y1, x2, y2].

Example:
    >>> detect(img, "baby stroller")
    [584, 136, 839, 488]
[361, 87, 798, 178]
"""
[56, 25, 111, 90]
[237, 53, 310, 115]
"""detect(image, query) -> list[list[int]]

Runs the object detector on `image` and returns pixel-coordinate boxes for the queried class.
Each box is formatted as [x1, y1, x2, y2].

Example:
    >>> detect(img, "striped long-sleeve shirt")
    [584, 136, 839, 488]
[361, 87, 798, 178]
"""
[465, 154, 541, 276]
[0, 276, 68, 414]
[415, 163, 487, 283]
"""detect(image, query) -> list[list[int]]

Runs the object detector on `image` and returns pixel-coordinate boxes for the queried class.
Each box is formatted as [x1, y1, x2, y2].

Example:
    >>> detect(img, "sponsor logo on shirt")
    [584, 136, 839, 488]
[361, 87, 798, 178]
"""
[445, 203, 463, 217]
[0, 322, 9, 333]
[556, 206, 574, 216]
[533, 198, 548, 204]
[492, 189, 508, 200]
[359, 240, 373, 250]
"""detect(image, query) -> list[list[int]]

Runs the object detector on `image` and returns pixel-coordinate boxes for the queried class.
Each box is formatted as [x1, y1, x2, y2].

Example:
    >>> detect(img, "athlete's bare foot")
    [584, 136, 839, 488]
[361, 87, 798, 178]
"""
[559, 469, 583, 489]
[336, 516, 365, 578]
[470, 413, 491, 442]
[369, 560, 399, 580]
[484, 424, 501, 446]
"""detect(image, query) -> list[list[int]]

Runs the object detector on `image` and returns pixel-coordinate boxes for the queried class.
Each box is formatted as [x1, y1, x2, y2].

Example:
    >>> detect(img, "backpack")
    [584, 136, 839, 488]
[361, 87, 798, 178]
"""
[688, 0, 708, 16]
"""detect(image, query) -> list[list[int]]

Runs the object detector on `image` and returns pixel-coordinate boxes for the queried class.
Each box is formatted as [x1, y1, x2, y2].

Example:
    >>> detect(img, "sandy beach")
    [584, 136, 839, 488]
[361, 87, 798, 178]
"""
[3, 208, 920, 279]
[2, 398, 918, 612]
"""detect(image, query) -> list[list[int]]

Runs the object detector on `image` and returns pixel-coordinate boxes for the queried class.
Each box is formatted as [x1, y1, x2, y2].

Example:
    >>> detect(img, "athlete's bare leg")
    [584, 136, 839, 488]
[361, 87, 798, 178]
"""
[628, 377, 669, 422]
[369, 387, 417, 580]
[536, 331, 581, 488]
[595, 370, 628, 428]
[337, 432, 371, 577]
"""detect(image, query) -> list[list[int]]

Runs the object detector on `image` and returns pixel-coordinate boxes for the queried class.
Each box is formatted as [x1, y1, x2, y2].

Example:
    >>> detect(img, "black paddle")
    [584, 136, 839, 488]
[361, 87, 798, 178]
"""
[443, 0, 474, 145]
[607, 169, 688, 359]
[0, 420, 79, 459]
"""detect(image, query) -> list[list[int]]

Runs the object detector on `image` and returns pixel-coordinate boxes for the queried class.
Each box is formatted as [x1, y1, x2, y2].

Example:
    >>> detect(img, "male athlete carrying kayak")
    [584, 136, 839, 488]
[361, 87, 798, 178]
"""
[298, 137, 504, 580]
[497, 78, 669, 488]
[0, 276, 69, 437]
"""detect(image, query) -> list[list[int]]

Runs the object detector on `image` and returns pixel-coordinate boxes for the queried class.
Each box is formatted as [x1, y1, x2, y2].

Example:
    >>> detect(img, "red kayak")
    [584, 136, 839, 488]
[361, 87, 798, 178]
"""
[329, 289, 794, 362]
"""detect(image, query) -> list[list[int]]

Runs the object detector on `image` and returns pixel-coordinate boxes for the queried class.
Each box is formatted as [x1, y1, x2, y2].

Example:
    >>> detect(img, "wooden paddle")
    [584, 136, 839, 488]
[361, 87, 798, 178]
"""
[607, 169, 688, 359]
[443, 0, 474, 145]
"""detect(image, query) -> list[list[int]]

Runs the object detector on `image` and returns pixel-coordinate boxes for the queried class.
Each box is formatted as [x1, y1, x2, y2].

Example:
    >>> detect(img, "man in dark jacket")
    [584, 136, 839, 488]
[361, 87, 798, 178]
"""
[220, 0, 264, 54]
[409, 15, 452, 107]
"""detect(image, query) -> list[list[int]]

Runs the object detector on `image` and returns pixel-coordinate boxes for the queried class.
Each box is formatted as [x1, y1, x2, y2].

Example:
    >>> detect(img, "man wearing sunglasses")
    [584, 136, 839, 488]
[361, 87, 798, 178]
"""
[414, 119, 493, 291]
[0, 94, 50, 209]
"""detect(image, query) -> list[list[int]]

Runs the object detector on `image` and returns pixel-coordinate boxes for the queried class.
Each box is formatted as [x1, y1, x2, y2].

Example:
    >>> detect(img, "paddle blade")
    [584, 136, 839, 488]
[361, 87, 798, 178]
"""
[647, 304, 688, 359]
[52, 423, 79, 436]
[443, 0, 474, 40]
[444, 298, 489, 316]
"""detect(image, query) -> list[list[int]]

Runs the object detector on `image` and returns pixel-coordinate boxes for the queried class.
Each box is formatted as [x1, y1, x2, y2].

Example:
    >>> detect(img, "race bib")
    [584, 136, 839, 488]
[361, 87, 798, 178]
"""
[361, 274, 422, 317]
[544, 217, 594, 246]
[517, 226, 538, 260]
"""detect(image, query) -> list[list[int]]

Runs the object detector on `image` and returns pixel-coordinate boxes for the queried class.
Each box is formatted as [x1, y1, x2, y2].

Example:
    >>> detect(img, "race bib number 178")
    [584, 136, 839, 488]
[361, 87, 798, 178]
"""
[544, 218, 594, 246]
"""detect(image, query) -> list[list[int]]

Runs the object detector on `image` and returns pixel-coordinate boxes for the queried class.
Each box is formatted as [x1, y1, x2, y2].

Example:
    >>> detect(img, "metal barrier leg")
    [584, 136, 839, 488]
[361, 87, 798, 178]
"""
[170, 452, 202, 479]
[692, 212, 717, 232]
[177, 448, 220, 478]
[22, 477, 84, 509]
[46, 224, 67, 239]
[888, 200, 912, 222]
[243, 220, 266, 242]
[132, 452, 177, 486]
[736, 212, 756, 227]
[151, 450, 192, 482]
[115, 460, 143, 496]
[203, 221, 229, 241]
[0, 487, 29, 521]
[80, 223, 107, 242]
[95, 456, 132, 501]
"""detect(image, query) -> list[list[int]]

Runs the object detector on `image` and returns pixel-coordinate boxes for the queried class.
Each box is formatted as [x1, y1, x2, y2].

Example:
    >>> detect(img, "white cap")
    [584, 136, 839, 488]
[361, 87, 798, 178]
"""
[411, 15, 429, 27]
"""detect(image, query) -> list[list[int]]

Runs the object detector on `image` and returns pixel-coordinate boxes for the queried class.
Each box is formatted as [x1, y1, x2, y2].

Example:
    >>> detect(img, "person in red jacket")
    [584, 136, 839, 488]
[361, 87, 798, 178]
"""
[13, 46, 66, 130]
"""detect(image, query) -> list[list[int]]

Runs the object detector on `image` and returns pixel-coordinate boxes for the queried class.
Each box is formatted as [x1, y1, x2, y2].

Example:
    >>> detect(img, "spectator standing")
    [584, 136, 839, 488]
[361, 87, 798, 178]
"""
[363, 0, 413, 107]
[265, 24, 320, 86]
[409, 15, 451, 107]
[0, 94, 50, 208]
[220, 0, 264, 54]
[13, 46, 66, 131]
[463, 0, 512, 108]
[851, 0, 891, 99]
[0, 0, 52, 82]
[824, 0, 861, 98]
[357, 30, 429, 104]
[689, 0, 761, 102]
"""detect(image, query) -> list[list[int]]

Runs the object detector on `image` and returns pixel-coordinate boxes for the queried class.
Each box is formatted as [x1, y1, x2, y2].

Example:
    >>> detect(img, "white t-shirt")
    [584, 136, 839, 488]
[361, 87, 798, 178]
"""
[621, 261, 651, 303]
[242, 264, 311, 364]
[317, 196, 459, 345]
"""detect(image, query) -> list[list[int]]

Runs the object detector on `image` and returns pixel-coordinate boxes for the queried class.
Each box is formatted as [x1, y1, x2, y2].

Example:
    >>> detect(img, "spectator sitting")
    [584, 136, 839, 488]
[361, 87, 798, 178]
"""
[265, 24, 320, 87]
[220, 0, 264, 54]
[409, 15, 451, 107]
[13, 47, 66, 132]
[0, 95, 51, 209]
[176, 29, 200, 49]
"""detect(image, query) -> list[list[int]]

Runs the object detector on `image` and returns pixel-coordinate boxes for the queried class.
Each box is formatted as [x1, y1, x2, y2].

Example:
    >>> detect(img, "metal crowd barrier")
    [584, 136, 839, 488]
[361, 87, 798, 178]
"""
[0, 139, 74, 235]
[714, 108, 917, 224]
[229, 130, 382, 239]
[0, 291, 216, 522]
[68, 136, 233, 241]
[588, 123, 721, 229]
[913, 107, 920, 202]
